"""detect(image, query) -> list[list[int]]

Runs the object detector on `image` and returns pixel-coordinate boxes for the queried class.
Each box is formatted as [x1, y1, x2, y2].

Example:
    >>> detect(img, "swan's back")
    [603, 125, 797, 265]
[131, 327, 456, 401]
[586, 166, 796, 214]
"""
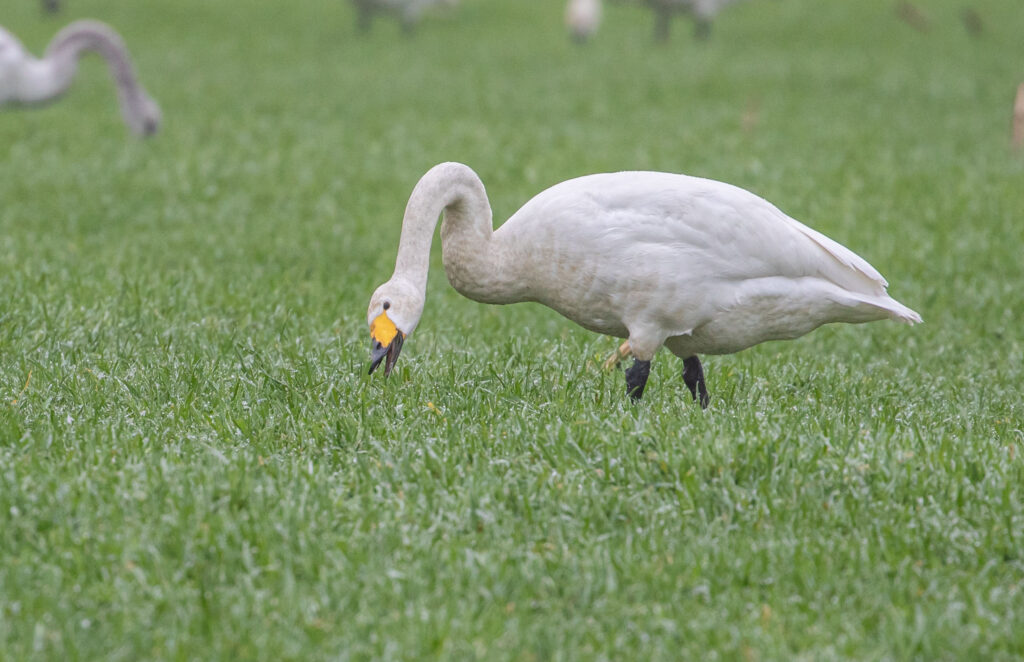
[0, 27, 36, 104]
[0, 27, 26, 56]
[0, 27, 27, 82]
[504, 172, 881, 294]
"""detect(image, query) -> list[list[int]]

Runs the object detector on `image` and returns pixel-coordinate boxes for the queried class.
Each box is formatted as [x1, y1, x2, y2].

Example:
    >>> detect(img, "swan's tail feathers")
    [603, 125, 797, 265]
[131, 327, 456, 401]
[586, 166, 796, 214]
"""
[884, 298, 923, 325]
[842, 292, 922, 325]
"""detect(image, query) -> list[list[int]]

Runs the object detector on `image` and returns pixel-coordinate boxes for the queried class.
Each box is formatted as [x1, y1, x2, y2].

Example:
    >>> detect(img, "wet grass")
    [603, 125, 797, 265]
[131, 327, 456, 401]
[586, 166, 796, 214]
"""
[1, 0, 1023, 659]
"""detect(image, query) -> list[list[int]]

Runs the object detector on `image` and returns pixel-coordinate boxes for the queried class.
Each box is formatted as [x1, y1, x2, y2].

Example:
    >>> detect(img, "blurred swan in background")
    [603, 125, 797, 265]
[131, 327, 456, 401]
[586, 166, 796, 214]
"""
[643, 0, 744, 40]
[566, 0, 748, 42]
[0, 20, 161, 136]
[566, 0, 602, 43]
[351, 0, 459, 33]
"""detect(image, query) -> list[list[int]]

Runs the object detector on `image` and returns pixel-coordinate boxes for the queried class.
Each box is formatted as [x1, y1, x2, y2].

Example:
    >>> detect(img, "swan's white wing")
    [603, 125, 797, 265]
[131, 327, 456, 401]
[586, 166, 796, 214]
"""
[510, 171, 887, 294]
[771, 209, 887, 290]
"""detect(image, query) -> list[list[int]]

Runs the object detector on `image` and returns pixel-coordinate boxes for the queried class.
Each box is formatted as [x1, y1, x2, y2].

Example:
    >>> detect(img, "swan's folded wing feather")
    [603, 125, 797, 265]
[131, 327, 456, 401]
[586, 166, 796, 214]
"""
[774, 210, 888, 291]
[681, 180, 892, 298]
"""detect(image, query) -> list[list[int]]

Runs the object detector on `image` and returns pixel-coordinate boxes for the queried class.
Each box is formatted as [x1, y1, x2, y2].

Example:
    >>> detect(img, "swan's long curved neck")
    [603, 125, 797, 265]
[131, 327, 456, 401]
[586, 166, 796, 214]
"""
[43, 21, 145, 108]
[392, 162, 522, 304]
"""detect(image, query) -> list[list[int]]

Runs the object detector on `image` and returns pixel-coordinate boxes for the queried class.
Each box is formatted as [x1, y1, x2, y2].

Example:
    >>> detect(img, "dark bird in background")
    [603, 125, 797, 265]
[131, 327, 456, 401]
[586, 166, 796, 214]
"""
[895, 1, 930, 32]
[960, 7, 984, 37]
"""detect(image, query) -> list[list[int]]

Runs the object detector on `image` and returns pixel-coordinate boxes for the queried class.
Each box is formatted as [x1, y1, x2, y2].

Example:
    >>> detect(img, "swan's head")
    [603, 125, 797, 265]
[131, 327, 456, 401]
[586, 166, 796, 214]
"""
[121, 90, 162, 137]
[366, 278, 423, 376]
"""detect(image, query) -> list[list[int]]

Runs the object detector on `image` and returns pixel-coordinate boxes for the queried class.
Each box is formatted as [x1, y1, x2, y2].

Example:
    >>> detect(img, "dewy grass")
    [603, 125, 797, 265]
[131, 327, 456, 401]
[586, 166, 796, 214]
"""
[1, 0, 1023, 659]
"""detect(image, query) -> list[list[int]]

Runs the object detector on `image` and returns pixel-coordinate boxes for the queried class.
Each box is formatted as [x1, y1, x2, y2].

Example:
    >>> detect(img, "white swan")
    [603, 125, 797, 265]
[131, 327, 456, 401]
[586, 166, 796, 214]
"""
[366, 163, 920, 406]
[567, 0, 746, 42]
[645, 0, 743, 40]
[0, 20, 160, 136]
[566, 0, 603, 43]
[351, 0, 458, 33]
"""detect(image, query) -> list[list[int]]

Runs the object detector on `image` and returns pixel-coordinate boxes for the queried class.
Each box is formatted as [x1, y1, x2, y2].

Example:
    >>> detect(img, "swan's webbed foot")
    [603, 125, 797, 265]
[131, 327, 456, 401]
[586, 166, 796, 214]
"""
[625, 359, 651, 400]
[602, 340, 632, 372]
[682, 355, 709, 409]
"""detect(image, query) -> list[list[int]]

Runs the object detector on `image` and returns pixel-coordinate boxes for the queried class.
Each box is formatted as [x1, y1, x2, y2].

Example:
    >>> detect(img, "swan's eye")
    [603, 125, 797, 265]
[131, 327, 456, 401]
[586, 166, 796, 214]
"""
[383, 302, 391, 311]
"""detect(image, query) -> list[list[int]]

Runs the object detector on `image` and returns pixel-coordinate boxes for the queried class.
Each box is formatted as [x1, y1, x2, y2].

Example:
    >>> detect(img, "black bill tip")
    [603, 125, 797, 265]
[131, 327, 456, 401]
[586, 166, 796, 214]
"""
[368, 340, 388, 375]
[368, 333, 404, 377]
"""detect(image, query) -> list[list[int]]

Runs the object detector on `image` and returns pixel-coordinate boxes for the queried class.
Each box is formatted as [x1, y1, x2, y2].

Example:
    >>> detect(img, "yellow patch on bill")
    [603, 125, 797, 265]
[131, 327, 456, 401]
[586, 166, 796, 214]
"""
[370, 312, 399, 347]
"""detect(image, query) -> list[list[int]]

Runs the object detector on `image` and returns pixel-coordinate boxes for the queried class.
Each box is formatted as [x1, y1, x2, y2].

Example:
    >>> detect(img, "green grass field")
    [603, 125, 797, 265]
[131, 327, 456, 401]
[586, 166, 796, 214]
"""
[2, 0, 1023, 659]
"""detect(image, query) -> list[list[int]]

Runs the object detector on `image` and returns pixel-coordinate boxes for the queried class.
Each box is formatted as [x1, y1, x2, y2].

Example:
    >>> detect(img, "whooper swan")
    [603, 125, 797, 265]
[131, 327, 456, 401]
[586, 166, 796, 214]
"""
[0, 20, 160, 136]
[366, 162, 920, 407]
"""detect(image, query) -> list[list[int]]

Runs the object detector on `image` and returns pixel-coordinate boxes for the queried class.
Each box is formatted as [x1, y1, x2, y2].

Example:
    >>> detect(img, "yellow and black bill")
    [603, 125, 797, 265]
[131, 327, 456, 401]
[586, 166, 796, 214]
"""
[368, 312, 405, 377]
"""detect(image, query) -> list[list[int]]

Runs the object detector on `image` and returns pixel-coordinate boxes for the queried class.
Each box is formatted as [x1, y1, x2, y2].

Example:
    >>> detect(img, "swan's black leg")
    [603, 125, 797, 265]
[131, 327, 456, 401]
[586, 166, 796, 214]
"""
[356, 5, 373, 32]
[625, 359, 651, 400]
[693, 18, 712, 40]
[653, 9, 672, 41]
[682, 356, 709, 409]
